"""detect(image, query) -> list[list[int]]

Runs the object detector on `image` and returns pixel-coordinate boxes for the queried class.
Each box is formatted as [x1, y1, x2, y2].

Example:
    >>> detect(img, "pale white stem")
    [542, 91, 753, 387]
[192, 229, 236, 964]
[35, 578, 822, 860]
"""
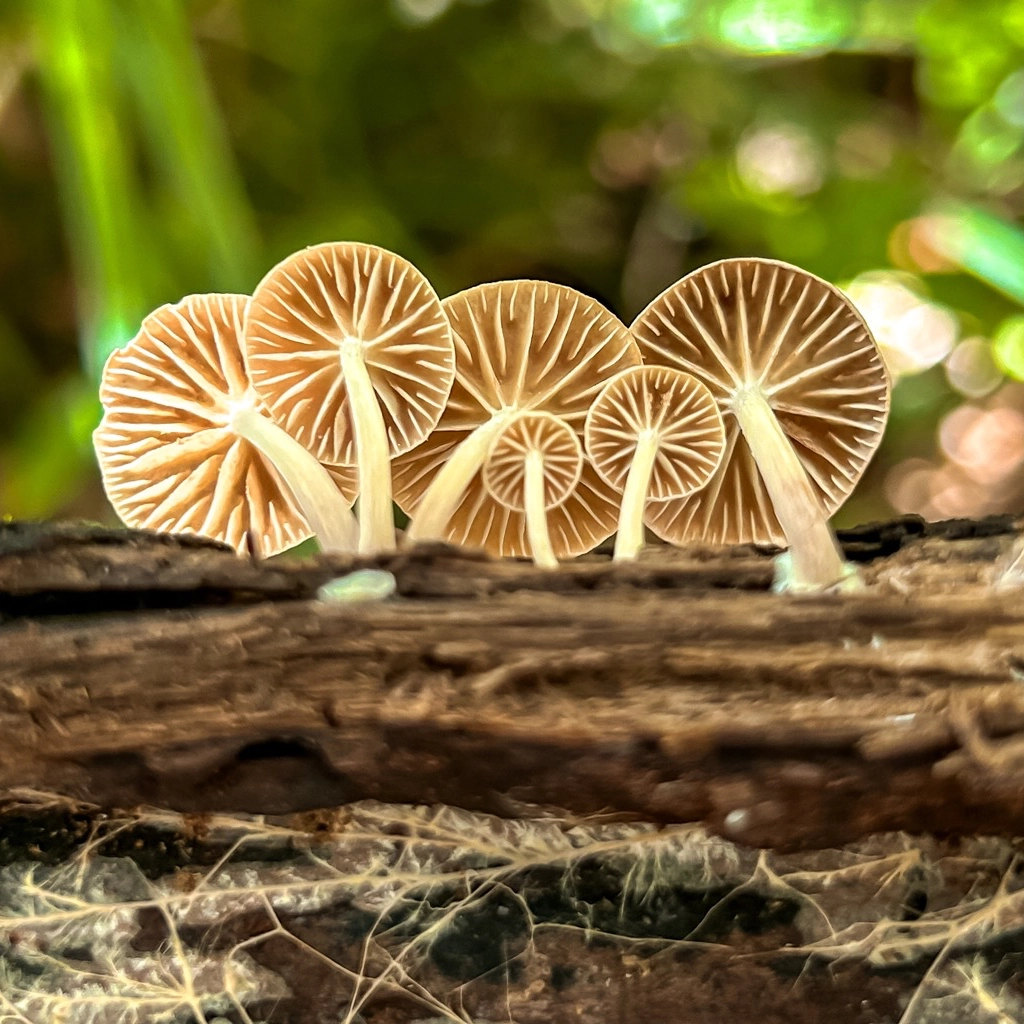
[731, 385, 848, 589]
[339, 340, 395, 554]
[232, 406, 358, 553]
[614, 429, 658, 562]
[524, 449, 557, 569]
[405, 414, 509, 544]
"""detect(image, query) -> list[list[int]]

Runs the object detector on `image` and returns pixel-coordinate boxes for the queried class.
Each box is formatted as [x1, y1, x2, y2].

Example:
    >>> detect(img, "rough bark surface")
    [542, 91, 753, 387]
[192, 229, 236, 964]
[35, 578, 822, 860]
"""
[2, 515, 1024, 850]
[3, 516, 1024, 1024]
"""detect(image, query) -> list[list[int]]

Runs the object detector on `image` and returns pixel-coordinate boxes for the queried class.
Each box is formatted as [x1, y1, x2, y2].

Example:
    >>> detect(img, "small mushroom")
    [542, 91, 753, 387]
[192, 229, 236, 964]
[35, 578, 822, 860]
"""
[94, 293, 358, 556]
[244, 242, 455, 554]
[394, 280, 641, 559]
[584, 366, 726, 561]
[631, 258, 890, 589]
[482, 412, 583, 569]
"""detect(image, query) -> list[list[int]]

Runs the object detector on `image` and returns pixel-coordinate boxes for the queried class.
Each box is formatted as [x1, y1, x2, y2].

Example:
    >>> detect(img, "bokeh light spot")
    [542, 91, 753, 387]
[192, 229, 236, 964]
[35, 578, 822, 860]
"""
[939, 404, 1024, 484]
[736, 123, 824, 196]
[1007, 1, 1024, 47]
[884, 458, 937, 515]
[888, 217, 958, 273]
[916, 204, 1024, 305]
[392, 0, 454, 24]
[968, 110, 1021, 166]
[917, 3, 1014, 109]
[993, 316, 1024, 380]
[716, 0, 850, 54]
[845, 272, 957, 377]
[928, 464, 984, 517]
[994, 68, 1024, 128]
[623, 0, 691, 45]
[945, 337, 1003, 398]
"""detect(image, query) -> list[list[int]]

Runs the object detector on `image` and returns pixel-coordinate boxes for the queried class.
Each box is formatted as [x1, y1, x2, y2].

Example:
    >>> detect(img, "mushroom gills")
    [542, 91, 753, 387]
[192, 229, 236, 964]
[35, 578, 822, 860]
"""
[94, 293, 360, 558]
[586, 365, 726, 563]
[396, 280, 639, 559]
[482, 411, 583, 570]
[404, 414, 509, 544]
[231, 406, 358, 553]
[243, 242, 456, 559]
[631, 258, 890, 582]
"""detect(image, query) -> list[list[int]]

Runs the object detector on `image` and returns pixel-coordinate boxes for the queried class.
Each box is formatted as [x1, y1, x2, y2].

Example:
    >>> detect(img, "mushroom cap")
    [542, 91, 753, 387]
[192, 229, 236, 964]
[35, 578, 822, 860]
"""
[631, 258, 890, 547]
[243, 242, 455, 467]
[584, 365, 726, 501]
[483, 412, 583, 513]
[94, 293, 357, 556]
[392, 280, 641, 558]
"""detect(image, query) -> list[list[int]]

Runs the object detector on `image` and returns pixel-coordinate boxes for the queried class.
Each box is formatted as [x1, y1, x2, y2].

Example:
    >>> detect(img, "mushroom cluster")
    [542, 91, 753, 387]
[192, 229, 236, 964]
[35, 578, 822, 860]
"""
[95, 244, 890, 590]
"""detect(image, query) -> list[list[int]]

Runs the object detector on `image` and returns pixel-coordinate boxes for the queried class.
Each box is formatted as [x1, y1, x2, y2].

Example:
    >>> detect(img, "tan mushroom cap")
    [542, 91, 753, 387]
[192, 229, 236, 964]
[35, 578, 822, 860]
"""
[243, 242, 454, 466]
[483, 412, 583, 514]
[585, 365, 726, 501]
[94, 294, 357, 557]
[631, 258, 889, 547]
[393, 280, 641, 559]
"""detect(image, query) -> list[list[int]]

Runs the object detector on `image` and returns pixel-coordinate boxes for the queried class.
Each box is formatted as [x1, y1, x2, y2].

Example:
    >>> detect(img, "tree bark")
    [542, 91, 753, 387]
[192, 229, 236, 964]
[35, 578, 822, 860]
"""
[4, 516, 1024, 1024]
[2, 515, 1023, 851]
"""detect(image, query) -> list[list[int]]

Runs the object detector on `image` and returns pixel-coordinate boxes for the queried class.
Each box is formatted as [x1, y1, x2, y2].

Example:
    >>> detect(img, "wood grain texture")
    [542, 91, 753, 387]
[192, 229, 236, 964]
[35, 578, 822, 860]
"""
[2, 515, 1023, 851]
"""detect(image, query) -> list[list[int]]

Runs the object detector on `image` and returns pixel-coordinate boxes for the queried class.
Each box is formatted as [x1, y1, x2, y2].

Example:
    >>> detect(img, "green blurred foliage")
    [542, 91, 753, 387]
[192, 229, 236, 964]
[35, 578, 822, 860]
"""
[0, 0, 1023, 525]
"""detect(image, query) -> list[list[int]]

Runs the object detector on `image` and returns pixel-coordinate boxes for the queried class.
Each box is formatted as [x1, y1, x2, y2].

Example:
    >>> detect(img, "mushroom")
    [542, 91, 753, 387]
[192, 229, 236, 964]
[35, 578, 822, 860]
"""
[394, 279, 641, 559]
[94, 293, 358, 556]
[584, 366, 726, 562]
[631, 258, 890, 589]
[482, 412, 583, 569]
[243, 242, 455, 554]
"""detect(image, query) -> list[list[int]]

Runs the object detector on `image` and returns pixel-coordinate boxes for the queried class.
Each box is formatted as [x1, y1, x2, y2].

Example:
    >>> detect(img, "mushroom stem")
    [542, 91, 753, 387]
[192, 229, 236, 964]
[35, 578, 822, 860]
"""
[614, 429, 658, 562]
[231, 406, 358, 553]
[524, 449, 558, 569]
[339, 340, 396, 554]
[731, 385, 848, 589]
[405, 414, 509, 544]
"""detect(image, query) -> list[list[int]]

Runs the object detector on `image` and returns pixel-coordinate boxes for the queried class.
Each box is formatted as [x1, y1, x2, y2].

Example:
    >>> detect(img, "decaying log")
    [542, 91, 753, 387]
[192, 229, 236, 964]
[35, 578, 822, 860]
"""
[4, 517, 1024, 1024]
[1, 515, 1024, 852]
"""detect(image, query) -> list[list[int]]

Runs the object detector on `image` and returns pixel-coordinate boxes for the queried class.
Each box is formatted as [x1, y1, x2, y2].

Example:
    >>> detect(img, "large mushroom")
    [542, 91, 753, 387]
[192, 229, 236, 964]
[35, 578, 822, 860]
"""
[482, 411, 584, 568]
[94, 293, 358, 557]
[584, 365, 726, 562]
[395, 280, 641, 559]
[243, 242, 455, 554]
[631, 258, 890, 589]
